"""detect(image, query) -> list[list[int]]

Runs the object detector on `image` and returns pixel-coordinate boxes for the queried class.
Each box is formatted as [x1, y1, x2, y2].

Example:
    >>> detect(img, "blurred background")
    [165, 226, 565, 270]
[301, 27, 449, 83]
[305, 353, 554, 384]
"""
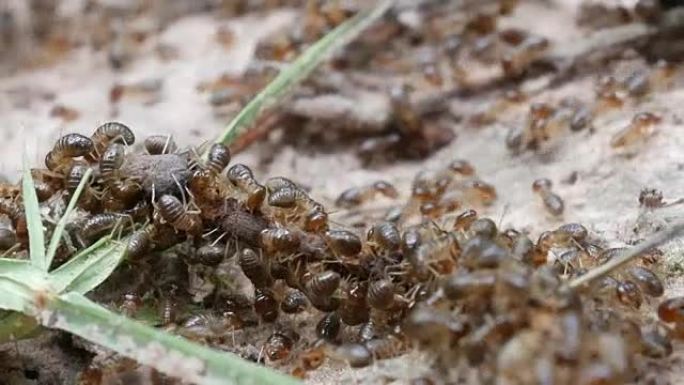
[4, 1, 684, 384]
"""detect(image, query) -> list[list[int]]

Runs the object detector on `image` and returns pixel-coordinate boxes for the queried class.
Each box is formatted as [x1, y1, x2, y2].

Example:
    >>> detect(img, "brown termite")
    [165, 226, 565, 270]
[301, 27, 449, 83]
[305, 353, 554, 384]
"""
[194, 244, 226, 266]
[389, 84, 423, 134]
[281, 289, 308, 314]
[65, 163, 92, 194]
[610, 112, 661, 149]
[120, 292, 143, 317]
[254, 288, 279, 322]
[501, 35, 549, 77]
[81, 213, 129, 241]
[324, 229, 362, 257]
[339, 280, 370, 326]
[413, 232, 460, 273]
[305, 270, 341, 312]
[461, 180, 497, 206]
[91, 121, 135, 154]
[158, 297, 178, 326]
[471, 89, 528, 127]
[227, 164, 266, 211]
[238, 248, 272, 289]
[331, 343, 372, 368]
[0, 199, 26, 240]
[205, 143, 231, 174]
[402, 228, 432, 281]
[510, 233, 535, 264]
[100, 191, 128, 213]
[505, 125, 524, 153]
[316, 312, 341, 341]
[419, 201, 447, 219]
[569, 104, 593, 132]
[447, 159, 476, 176]
[265, 176, 298, 194]
[470, 218, 498, 239]
[29, 171, 56, 202]
[264, 332, 295, 361]
[358, 320, 384, 342]
[625, 266, 663, 297]
[532, 178, 564, 217]
[461, 234, 507, 269]
[597, 73, 622, 93]
[453, 209, 478, 231]
[367, 222, 401, 254]
[0, 225, 16, 250]
[616, 280, 643, 309]
[266, 177, 328, 231]
[110, 179, 143, 204]
[403, 304, 466, 348]
[260, 227, 300, 254]
[595, 91, 625, 115]
[364, 335, 410, 361]
[367, 279, 395, 310]
[640, 326, 672, 357]
[358, 134, 401, 164]
[306, 270, 341, 298]
[657, 297, 684, 323]
[401, 227, 422, 255]
[45, 133, 94, 172]
[411, 169, 451, 200]
[99, 142, 125, 183]
[624, 60, 675, 97]
[156, 194, 202, 235]
[651, 60, 675, 89]
[180, 312, 231, 339]
[335, 181, 399, 208]
[639, 188, 664, 209]
[99, 142, 142, 204]
[556, 223, 588, 243]
[624, 68, 651, 97]
[144, 135, 177, 155]
[124, 225, 154, 260]
[304, 203, 328, 233]
[443, 269, 497, 300]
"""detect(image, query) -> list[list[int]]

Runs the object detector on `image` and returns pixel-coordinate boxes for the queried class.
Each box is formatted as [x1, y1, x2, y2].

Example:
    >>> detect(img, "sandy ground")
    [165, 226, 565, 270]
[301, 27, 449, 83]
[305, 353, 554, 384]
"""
[2, 1, 684, 384]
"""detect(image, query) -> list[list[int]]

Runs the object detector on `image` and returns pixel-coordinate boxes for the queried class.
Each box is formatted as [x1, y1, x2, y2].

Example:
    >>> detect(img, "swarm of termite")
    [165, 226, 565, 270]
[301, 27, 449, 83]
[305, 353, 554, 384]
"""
[223, 0, 558, 164]
[0, 117, 677, 384]
[504, 59, 676, 155]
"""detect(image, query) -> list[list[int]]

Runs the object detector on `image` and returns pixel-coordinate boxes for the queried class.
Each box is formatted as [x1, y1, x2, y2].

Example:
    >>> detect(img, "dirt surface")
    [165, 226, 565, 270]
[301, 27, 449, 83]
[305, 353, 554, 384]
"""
[2, 1, 684, 384]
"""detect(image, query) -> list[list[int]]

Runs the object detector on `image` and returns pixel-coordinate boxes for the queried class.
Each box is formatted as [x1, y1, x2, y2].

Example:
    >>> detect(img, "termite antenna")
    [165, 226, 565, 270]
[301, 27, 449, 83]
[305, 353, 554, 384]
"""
[171, 173, 187, 207]
[570, 219, 684, 289]
[163, 135, 173, 154]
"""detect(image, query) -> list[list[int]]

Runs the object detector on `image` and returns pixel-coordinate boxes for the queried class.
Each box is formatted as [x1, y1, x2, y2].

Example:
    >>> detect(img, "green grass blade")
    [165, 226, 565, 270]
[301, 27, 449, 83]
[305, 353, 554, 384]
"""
[48, 235, 126, 294]
[0, 274, 39, 312]
[48, 236, 112, 292]
[0, 261, 46, 342]
[42, 292, 301, 385]
[45, 168, 93, 271]
[22, 157, 46, 270]
[0, 258, 49, 288]
[213, 0, 393, 147]
[0, 259, 49, 313]
[0, 258, 45, 275]
[0, 312, 40, 342]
